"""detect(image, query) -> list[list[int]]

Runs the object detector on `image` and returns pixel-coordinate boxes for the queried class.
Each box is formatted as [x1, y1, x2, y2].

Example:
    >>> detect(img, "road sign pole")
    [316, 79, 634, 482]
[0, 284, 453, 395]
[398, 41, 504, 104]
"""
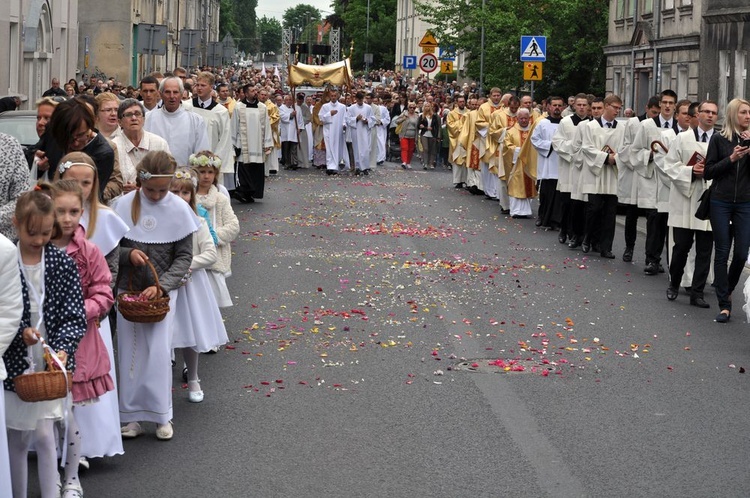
[531, 81, 535, 104]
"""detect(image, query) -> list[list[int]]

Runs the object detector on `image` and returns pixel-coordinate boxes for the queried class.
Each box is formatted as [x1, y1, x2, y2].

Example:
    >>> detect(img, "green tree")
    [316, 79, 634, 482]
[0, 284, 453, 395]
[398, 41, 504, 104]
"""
[334, 0, 397, 70]
[416, 0, 607, 97]
[257, 16, 282, 56]
[219, 0, 241, 40]
[233, 0, 259, 54]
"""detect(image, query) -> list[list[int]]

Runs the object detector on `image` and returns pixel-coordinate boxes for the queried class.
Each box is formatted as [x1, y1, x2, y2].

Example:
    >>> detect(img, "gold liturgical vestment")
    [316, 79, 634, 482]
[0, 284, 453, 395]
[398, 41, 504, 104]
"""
[504, 123, 538, 199]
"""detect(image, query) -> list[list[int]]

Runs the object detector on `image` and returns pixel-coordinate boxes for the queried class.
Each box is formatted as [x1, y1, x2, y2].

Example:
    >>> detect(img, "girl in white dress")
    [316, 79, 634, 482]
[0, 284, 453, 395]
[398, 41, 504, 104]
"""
[59, 152, 129, 463]
[3, 190, 86, 498]
[169, 168, 228, 402]
[191, 151, 239, 308]
[112, 150, 199, 441]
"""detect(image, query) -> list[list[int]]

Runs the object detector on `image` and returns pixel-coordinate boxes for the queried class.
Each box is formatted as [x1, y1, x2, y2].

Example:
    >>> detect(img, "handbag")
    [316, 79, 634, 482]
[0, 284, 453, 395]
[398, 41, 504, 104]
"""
[695, 183, 712, 221]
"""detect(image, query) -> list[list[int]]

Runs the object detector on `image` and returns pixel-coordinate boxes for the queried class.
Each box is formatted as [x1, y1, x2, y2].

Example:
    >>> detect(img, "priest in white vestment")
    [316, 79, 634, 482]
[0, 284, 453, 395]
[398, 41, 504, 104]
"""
[318, 89, 347, 175]
[231, 85, 273, 202]
[346, 91, 375, 174]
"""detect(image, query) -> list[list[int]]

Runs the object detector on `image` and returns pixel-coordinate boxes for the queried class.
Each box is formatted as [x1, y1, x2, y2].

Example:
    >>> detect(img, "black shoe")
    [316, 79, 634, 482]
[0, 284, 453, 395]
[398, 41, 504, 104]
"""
[363, 169, 370, 176]
[644, 262, 658, 275]
[690, 297, 710, 308]
[684, 286, 692, 294]
[326, 170, 337, 176]
[568, 236, 581, 249]
[622, 247, 633, 262]
[658, 264, 665, 273]
[535, 218, 543, 227]
[500, 209, 510, 215]
[558, 233, 568, 244]
[511, 214, 529, 219]
[581, 237, 591, 253]
[666, 286, 678, 301]
[600, 251, 615, 259]
[454, 183, 464, 189]
[182, 367, 188, 383]
[716, 311, 731, 323]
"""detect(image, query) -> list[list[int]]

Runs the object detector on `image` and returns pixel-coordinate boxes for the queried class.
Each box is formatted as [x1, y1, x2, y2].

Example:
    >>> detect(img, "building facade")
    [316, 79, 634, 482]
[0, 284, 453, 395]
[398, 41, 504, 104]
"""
[77, 0, 221, 87]
[604, 0, 749, 114]
[0, 0, 79, 109]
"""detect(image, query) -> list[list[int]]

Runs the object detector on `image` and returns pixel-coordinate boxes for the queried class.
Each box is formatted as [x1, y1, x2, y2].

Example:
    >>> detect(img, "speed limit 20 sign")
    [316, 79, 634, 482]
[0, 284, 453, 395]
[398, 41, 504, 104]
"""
[419, 53, 438, 73]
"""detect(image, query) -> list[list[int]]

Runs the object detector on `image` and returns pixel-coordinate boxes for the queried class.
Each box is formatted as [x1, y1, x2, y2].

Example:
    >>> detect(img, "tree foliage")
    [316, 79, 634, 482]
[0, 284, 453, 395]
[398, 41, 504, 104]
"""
[282, 4, 322, 31]
[232, 0, 259, 54]
[219, 0, 241, 40]
[257, 16, 282, 56]
[335, 0, 397, 71]
[415, 0, 607, 97]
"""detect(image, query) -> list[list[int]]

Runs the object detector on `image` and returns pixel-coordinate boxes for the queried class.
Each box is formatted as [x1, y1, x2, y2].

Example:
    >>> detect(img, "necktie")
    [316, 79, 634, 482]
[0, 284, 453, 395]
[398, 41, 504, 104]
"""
[606, 122, 612, 128]
[664, 121, 669, 129]
[701, 132, 707, 143]
[200, 102, 205, 108]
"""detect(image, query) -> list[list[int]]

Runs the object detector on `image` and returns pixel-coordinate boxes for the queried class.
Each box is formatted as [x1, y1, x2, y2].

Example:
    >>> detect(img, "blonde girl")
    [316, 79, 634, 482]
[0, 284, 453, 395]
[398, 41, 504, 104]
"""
[112, 150, 199, 441]
[169, 169, 228, 401]
[58, 152, 128, 462]
[46, 180, 114, 497]
[3, 190, 86, 498]
[191, 151, 239, 308]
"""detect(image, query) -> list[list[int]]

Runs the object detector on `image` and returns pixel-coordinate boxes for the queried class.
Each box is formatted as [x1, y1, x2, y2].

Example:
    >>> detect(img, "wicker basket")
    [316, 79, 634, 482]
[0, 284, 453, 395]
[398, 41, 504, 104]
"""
[14, 341, 72, 402]
[117, 259, 170, 323]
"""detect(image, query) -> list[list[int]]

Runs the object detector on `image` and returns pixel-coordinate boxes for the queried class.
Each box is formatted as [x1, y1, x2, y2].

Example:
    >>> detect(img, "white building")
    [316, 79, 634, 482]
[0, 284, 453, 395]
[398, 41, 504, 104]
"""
[0, 0, 79, 109]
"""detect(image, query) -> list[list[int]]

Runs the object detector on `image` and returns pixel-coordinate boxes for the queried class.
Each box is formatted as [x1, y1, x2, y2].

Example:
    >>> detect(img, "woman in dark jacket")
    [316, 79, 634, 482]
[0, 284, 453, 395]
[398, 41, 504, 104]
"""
[704, 97, 750, 322]
[418, 103, 441, 169]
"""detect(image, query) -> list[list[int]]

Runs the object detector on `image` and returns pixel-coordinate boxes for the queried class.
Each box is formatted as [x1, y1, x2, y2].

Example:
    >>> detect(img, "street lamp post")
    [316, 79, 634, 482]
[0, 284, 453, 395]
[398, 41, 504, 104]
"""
[365, 0, 370, 73]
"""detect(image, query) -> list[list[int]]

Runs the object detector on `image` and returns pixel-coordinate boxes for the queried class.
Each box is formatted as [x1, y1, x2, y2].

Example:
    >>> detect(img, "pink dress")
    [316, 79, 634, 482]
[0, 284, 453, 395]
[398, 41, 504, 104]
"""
[66, 226, 115, 404]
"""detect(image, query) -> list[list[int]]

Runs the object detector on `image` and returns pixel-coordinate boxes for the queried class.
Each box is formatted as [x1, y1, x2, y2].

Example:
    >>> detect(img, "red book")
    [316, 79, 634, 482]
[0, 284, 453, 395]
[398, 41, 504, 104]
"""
[602, 145, 614, 154]
[686, 151, 705, 166]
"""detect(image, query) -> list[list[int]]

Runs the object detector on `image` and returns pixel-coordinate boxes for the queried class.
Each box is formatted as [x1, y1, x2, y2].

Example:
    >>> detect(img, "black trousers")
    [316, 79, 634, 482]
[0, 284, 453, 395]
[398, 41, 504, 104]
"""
[623, 204, 640, 249]
[551, 191, 570, 234]
[566, 199, 586, 239]
[281, 141, 298, 167]
[538, 179, 559, 227]
[236, 161, 265, 199]
[669, 227, 713, 297]
[585, 194, 617, 253]
[645, 209, 668, 264]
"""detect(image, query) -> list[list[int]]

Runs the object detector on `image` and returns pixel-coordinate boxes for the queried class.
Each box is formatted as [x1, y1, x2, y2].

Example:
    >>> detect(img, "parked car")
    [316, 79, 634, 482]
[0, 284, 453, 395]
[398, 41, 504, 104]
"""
[0, 110, 38, 152]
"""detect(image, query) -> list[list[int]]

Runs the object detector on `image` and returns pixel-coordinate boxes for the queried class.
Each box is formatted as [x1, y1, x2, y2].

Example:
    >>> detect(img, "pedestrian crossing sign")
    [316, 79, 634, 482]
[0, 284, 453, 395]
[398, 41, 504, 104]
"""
[520, 36, 546, 62]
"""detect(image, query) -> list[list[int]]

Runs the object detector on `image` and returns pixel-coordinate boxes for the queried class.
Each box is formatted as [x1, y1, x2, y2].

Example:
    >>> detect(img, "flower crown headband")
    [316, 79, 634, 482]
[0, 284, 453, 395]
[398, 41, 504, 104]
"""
[189, 153, 222, 169]
[139, 171, 174, 181]
[58, 161, 95, 176]
[173, 170, 198, 189]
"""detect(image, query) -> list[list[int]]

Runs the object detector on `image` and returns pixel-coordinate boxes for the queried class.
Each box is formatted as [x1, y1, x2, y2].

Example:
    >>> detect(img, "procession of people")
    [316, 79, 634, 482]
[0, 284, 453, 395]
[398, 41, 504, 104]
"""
[0, 60, 749, 497]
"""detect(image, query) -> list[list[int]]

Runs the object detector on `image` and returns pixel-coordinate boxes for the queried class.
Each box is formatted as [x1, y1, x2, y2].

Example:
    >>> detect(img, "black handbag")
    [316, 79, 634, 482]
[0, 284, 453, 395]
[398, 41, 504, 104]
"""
[695, 183, 712, 220]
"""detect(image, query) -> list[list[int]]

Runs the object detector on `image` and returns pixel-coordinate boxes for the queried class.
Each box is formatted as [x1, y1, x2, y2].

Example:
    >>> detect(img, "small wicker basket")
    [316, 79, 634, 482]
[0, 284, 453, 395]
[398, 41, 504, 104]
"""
[117, 259, 170, 323]
[14, 339, 72, 402]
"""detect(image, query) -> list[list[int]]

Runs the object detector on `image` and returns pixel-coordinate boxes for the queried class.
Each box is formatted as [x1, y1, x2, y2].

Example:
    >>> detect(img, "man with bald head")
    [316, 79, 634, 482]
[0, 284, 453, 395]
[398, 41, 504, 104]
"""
[42, 78, 67, 98]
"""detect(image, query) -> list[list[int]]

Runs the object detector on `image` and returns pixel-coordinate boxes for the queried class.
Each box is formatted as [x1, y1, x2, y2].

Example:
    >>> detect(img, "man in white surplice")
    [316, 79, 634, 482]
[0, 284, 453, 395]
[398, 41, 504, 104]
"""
[183, 71, 234, 190]
[231, 84, 273, 202]
[318, 89, 347, 175]
[144, 76, 209, 167]
[346, 91, 375, 174]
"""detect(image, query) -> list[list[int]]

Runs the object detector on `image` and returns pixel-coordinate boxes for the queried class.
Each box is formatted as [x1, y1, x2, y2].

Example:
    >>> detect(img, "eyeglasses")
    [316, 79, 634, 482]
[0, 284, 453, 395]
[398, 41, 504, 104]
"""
[609, 104, 622, 112]
[70, 129, 91, 143]
[100, 107, 118, 114]
[122, 111, 143, 119]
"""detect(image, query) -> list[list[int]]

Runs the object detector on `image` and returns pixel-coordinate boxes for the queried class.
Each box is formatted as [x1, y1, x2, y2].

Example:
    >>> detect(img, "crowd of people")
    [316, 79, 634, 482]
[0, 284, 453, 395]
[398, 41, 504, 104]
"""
[0, 62, 749, 496]
[0, 68, 247, 497]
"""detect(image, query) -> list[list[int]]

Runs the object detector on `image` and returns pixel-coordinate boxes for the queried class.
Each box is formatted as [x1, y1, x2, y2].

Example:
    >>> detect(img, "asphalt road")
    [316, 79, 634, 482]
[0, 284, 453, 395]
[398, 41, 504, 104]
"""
[32, 161, 750, 497]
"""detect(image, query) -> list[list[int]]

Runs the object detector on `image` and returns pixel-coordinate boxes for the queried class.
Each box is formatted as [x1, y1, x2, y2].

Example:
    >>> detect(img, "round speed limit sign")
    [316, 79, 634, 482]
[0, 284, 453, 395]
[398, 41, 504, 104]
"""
[419, 53, 438, 73]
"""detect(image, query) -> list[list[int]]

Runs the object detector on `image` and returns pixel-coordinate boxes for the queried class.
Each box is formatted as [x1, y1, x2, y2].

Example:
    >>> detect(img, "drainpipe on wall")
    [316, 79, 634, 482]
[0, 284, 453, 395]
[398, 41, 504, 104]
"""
[652, 0, 661, 95]
[630, 0, 639, 109]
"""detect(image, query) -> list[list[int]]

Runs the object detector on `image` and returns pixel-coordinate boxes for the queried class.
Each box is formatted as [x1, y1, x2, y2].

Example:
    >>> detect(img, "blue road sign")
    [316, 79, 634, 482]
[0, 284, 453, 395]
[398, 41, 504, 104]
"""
[438, 45, 456, 61]
[403, 55, 417, 69]
[520, 36, 546, 62]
